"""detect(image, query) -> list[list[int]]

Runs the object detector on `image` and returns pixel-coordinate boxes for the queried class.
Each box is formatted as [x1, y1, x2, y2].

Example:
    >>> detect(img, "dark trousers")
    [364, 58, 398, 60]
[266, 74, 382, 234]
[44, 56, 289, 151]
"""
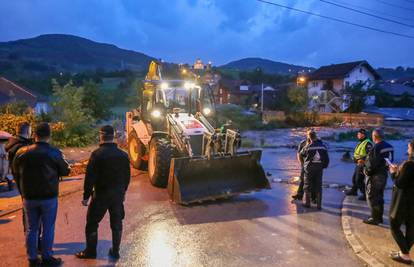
[23, 198, 58, 260]
[366, 174, 387, 221]
[351, 164, 366, 194]
[296, 167, 305, 197]
[390, 211, 414, 254]
[85, 196, 125, 253]
[304, 168, 323, 202]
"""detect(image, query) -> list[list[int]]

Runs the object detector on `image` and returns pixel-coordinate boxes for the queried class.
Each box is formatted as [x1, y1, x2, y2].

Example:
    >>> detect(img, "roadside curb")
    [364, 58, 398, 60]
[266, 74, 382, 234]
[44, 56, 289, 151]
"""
[341, 196, 385, 267]
[0, 176, 83, 218]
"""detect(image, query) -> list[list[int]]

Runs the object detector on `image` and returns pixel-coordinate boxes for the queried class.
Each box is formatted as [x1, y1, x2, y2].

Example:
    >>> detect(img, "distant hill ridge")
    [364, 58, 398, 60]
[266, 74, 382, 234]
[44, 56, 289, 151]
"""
[219, 57, 314, 75]
[0, 34, 155, 76]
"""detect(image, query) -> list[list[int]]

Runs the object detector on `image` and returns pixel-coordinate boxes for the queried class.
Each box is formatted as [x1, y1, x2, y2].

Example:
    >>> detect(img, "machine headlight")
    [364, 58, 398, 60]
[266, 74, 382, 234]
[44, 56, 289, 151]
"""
[184, 82, 195, 90]
[160, 82, 169, 90]
[203, 107, 211, 116]
[151, 110, 162, 118]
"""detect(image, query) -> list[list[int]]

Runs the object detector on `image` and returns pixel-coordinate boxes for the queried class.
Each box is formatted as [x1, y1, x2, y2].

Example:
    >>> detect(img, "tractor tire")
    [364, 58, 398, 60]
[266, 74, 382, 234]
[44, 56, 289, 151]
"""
[148, 136, 172, 188]
[128, 131, 147, 170]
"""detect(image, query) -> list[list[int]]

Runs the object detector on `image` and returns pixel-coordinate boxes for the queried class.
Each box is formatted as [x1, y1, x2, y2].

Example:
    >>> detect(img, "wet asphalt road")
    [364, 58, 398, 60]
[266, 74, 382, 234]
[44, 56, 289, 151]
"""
[0, 168, 361, 267]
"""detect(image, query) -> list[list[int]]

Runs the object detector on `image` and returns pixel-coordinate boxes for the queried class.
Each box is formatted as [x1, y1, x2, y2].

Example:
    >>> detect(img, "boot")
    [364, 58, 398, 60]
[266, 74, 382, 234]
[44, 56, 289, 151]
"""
[108, 230, 122, 259]
[75, 231, 97, 259]
[363, 206, 383, 225]
[302, 193, 311, 208]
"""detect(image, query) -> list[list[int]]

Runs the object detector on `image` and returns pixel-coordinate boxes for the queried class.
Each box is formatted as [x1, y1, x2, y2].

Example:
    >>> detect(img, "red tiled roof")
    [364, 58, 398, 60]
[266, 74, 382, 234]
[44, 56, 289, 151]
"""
[0, 77, 37, 107]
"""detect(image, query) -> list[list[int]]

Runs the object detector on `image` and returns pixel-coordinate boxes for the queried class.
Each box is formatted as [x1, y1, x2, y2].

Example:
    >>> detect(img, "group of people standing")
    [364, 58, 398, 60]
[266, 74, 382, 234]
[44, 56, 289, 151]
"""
[293, 127, 414, 265]
[291, 129, 329, 209]
[5, 122, 130, 266]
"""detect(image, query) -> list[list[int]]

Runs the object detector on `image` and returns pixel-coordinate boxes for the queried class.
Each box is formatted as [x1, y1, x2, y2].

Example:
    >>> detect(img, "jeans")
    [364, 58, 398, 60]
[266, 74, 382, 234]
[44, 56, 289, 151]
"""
[23, 197, 58, 260]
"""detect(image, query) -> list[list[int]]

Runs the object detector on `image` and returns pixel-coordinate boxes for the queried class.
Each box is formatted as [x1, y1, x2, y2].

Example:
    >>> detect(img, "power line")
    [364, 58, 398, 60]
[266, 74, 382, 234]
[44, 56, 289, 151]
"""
[374, 0, 414, 12]
[329, 0, 414, 22]
[320, 0, 414, 28]
[256, 0, 414, 39]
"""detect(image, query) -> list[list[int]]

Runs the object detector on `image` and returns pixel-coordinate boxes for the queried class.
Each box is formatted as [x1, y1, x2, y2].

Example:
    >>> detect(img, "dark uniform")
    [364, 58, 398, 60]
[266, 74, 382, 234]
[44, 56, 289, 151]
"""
[6, 135, 33, 191]
[364, 140, 394, 223]
[82, 142, 130, 257]
[350, 138, 373, 197]
[301, 139, 329, 208]
[294, 139, 307, 199]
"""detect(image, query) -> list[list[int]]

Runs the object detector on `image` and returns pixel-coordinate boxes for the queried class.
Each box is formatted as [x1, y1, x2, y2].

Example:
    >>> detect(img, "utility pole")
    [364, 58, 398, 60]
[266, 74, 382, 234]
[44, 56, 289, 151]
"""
[261, 83, 264, 113]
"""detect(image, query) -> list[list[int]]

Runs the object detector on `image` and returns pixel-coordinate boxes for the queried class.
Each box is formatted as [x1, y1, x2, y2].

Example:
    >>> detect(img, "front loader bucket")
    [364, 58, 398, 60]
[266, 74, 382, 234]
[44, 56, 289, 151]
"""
[167, 150, 271, 205]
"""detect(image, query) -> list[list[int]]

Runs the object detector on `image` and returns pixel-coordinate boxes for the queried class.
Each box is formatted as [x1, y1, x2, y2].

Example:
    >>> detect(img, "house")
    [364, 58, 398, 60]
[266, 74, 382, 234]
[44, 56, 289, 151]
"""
[378, 82, 414, 102]
[0, 76, 49, 114]
[303, 60, 380, 112]
[218, 79, 281, 110]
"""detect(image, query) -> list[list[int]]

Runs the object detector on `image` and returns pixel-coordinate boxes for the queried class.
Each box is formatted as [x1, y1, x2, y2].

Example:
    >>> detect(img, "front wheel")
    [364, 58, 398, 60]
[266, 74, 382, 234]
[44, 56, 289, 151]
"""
[148, 137, 172, 188]
[128, 131, 147, 170]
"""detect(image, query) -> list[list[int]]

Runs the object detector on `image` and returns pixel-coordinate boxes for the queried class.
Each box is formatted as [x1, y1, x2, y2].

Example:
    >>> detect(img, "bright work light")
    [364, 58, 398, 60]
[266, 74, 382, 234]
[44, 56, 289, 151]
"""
[203, 107, 211, 116]
[184, 82, 195, 90]
[160, 82, 169, 90]
[151, 110, 161, 118]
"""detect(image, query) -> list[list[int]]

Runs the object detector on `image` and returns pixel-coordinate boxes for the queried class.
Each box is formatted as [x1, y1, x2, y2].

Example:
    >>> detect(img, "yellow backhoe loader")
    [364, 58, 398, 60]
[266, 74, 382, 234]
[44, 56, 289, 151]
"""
[126, 61, 270, 204]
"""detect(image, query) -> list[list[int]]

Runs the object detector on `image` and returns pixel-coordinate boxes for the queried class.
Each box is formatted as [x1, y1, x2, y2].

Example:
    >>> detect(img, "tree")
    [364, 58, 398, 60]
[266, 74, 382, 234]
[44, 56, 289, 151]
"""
[287, 86, 308, 111]
[82, 80, 111, 121]
[346, 83, 367, 113]
[395, 92, 414, 107]
[51, 80, 96, 147]
[367, 87, 395, 107]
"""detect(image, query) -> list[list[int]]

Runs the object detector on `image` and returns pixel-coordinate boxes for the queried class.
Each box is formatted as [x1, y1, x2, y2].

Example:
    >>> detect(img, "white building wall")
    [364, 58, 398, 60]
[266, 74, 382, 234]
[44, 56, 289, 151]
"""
[307, 80, 324, 96]
[343, 65, 375, 90]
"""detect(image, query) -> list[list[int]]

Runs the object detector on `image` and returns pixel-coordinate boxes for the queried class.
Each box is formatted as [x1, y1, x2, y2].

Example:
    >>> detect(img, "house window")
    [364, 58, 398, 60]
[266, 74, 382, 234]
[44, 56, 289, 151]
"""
[359, 68, 362, 73]
[220, 88, 223, 94]
[312, 81, 318, 87]
[345, 81, 350, 88]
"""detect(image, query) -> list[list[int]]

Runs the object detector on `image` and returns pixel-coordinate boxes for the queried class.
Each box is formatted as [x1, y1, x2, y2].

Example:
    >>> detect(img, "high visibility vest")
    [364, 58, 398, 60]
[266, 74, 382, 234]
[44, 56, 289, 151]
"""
[354, 139, 372, 160]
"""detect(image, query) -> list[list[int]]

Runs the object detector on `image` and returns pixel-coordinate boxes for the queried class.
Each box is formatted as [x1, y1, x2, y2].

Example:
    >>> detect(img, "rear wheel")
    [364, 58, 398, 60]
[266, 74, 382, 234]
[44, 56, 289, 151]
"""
[148, 136, 172, 188]
[128, 131, 147, 170]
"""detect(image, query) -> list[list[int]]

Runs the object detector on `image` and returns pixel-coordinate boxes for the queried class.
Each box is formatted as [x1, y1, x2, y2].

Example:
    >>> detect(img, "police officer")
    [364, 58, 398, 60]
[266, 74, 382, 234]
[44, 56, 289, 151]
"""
[300, 130, 329, 209]
[363, 128, 394, 225]
[345, 129, 373, 200]
[76, 125, 130, 260]
[292, 132, 310, 201]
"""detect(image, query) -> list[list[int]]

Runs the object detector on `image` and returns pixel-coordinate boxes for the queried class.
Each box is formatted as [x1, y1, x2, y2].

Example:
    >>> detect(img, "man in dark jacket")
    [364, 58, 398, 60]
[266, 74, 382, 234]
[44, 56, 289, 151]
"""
[76, 125, 130, 260]
[300, 130, 329, 209]
[6, 122, 33, 191]
[363, 128, 394, 225]
[345, 129, 373, 200]
[13, 123, 70, 266]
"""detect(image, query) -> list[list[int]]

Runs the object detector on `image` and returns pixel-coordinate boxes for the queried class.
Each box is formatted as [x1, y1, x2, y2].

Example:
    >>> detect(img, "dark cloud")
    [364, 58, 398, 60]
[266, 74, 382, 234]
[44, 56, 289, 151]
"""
[0, 0, 412, 67]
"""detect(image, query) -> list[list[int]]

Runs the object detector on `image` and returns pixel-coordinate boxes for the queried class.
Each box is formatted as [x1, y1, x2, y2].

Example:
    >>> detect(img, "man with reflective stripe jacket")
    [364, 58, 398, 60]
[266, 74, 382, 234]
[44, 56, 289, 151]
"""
[300, 130, 329, 209]
[345, 129, 373, 200]
[363, 128, 394, 225]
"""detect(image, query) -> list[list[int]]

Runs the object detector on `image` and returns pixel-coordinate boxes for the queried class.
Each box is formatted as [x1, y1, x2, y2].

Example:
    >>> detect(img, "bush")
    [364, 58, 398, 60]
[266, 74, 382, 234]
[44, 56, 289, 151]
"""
[0, 113, 36, 135]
